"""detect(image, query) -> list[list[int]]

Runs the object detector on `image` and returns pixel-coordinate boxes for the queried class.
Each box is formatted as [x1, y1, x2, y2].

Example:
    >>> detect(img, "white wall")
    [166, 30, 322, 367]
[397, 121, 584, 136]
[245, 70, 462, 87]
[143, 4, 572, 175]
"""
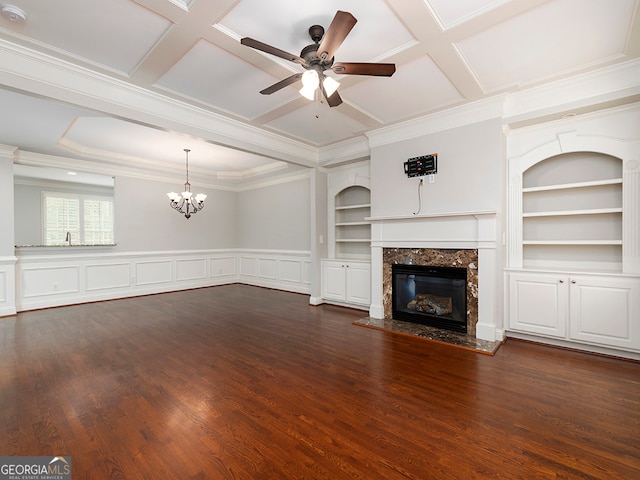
[236, 175, 311, 250]
[370, 119, 504, 217]
[114, 175, 237, 251]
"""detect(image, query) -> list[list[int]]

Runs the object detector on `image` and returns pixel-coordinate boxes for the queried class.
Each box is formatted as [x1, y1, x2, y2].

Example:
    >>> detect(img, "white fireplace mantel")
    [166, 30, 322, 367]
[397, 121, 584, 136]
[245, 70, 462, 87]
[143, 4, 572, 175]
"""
[368, 210, 502, 342]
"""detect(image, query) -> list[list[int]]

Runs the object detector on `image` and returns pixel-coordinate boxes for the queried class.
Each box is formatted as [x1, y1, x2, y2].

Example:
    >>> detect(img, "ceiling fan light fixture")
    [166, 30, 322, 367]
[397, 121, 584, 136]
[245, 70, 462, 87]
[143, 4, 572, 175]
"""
[301, 70, 319, 88]
[300, 70, 319, 100]
[299, 84, 316, 101]
[323, 76, 340, 97]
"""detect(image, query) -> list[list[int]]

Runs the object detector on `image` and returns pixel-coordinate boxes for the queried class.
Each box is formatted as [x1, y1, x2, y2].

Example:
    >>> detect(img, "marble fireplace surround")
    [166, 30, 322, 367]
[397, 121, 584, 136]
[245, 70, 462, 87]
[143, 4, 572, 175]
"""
[368, 211, 500, 342]
[383, 248, 478, 336]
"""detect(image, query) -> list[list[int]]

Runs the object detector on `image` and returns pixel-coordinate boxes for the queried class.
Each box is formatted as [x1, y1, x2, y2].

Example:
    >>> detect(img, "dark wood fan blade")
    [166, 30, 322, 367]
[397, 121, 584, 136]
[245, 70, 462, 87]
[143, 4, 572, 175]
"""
[321, 83, 343, 107]
[259, 73, 303, 95]
[241, 37, 305, 65]
[333, 62, 396, 76]
[317, 11, 357, 62]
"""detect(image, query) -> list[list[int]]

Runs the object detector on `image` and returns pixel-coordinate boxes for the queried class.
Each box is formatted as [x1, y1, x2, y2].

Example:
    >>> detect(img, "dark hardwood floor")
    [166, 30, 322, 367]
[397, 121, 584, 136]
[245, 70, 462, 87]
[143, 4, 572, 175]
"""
[1, 284, 638, 479]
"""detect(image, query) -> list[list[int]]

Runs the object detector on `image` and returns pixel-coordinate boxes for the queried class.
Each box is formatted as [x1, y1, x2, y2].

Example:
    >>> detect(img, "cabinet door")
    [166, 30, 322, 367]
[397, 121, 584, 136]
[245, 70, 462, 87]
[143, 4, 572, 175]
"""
[569, 276, 640, 350]
[345, 262, 371, 306]
[508, 273, 568, 338]
[322, 261, 346, 301]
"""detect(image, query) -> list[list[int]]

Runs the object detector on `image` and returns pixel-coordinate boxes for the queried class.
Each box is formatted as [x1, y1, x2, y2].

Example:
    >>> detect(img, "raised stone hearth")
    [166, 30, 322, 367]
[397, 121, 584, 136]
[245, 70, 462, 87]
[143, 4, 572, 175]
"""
[383, 248, 479, 336]
[353, 317, 501, 354]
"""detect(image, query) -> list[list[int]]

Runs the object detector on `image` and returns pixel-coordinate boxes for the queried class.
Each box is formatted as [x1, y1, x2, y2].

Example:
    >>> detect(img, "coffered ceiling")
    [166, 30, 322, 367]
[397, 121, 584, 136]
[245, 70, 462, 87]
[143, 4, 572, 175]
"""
[0, 0, 638, 187]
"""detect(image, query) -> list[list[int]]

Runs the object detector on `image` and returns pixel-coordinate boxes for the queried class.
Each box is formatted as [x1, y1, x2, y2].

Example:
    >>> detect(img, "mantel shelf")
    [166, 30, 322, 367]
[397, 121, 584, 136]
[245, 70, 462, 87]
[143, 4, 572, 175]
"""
[366, 210, 498, 222]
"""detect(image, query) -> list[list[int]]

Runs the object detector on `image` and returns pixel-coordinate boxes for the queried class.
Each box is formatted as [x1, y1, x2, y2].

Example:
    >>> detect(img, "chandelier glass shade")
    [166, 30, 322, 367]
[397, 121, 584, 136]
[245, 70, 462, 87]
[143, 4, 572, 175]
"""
[167, 148, 206, 219]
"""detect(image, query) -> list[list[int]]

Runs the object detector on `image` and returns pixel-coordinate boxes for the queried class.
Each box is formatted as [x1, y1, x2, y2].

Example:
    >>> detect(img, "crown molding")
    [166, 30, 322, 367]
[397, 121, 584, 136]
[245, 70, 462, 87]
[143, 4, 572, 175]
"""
[0, 143, 18, 159]
[504, 57, 640, 122]
[12, 148, 312, 192]
[0, 39, 319, 167]
[365, 95, 506, 148]
[318, 135, 370, 167]
[235, 168, 311, 192]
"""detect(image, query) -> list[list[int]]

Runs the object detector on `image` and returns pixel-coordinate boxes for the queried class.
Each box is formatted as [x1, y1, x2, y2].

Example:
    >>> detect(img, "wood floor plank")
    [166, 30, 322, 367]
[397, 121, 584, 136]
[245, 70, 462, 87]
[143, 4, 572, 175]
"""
[1, 284, 639, 479]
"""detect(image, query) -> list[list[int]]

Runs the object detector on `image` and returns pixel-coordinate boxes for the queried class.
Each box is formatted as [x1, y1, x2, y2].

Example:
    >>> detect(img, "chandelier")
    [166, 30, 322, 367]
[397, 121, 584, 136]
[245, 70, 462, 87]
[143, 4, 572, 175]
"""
[167, 149, 206, 219]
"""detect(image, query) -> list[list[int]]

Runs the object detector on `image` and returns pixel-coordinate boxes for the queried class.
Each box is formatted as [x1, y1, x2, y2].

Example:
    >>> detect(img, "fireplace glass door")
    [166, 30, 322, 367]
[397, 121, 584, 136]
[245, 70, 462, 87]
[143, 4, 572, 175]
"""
[392, 264, 467, 333]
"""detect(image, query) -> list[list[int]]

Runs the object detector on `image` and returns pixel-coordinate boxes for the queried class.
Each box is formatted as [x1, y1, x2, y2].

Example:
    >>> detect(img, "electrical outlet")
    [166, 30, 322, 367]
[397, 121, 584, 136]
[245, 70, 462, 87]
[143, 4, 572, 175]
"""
[429, 174, 435, 184]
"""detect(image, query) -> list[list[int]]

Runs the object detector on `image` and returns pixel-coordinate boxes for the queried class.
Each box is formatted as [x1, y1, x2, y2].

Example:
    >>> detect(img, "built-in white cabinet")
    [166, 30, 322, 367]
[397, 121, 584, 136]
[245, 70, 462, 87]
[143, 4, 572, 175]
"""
[508, 272, 568, 338]
[322, 163, 372, 309]
[508, 271, 640, 351]
[321, 259, 371, 307]
[506, 116, 640, 356]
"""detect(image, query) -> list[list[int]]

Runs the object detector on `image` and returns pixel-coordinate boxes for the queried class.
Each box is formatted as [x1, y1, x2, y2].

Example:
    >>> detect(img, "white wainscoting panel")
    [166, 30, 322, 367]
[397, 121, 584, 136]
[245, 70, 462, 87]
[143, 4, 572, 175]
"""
[240, 257, 258, 277]
[136, 260, 172, 286]
[86, 263, 131, 291]
[258, 258, 278, 280]
[237, 250, 311, 294]
[176, 257, 207, 282]
[13, 249, 311, 312]
[22, 265, 79, 297]
[0, 257, 15, 316]
[279, 259, 302, 283]
[210, 256, 236, 277]
[0, 262, 11, 316]
[0, 270, 6, 303]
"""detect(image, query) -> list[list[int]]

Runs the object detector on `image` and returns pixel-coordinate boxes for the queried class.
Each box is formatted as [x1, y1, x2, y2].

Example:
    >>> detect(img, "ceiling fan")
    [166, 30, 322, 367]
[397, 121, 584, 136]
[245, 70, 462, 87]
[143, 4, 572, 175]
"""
[240, 10, 396, 107]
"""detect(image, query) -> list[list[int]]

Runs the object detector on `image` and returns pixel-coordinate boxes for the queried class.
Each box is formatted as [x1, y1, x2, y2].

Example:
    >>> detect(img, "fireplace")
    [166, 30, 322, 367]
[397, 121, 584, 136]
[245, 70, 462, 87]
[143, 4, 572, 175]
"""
[369, 211, 499, 341]
[382, 248, 479, 337]
[392, 264, 467, 333]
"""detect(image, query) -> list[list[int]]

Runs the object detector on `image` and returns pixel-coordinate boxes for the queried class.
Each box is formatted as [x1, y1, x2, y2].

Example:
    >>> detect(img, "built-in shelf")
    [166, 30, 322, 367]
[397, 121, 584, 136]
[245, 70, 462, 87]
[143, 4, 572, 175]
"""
[523, 240, 623, 245]
[332, 185, 371, 260]
[513, 151, 624, 272]
[523, 208, 622, 217]
[335, 203, 371, 211]
[522, 178, 622, 193]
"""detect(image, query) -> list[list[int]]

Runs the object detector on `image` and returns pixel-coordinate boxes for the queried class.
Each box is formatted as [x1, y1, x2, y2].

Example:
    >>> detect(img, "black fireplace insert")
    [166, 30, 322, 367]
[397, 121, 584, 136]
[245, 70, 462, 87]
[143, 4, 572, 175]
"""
[392, 264, 467, 333]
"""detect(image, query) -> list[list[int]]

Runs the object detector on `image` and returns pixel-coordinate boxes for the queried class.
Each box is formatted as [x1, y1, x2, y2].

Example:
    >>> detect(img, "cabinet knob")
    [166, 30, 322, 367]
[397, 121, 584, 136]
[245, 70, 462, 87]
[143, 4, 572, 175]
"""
[571, 279, 576, 284]
[559, 279, 564, 283]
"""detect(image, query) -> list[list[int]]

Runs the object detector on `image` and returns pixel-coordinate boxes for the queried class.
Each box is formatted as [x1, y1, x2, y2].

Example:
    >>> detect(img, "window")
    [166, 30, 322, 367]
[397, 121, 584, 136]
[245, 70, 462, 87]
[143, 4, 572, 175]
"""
[43, 192, 114, 245]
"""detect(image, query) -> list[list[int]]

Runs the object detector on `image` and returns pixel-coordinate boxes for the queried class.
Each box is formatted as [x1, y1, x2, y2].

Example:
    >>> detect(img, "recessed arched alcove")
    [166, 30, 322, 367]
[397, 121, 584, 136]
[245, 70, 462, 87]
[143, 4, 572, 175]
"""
[520, 151, 623, 272]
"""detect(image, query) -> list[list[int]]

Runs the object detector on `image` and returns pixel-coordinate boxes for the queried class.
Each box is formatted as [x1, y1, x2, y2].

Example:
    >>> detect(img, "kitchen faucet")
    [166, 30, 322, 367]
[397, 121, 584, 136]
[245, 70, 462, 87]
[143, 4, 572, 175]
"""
[65, 232, 71, 245]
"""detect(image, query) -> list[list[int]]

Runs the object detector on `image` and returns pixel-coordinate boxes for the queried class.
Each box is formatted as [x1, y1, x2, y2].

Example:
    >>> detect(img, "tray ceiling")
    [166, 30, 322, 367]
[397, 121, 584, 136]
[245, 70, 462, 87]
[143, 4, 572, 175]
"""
[0, 0, 638, 186]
